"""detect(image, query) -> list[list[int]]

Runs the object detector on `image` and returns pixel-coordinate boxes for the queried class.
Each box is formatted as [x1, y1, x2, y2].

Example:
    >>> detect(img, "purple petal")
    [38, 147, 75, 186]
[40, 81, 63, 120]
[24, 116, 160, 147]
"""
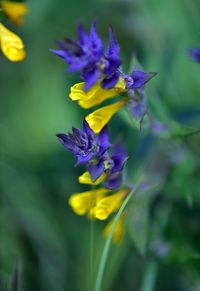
[72, 127, 88, 145]
[101, 72, 119, 89]
[82, 119, 95, 138]
[82, 67, 101, 91]
[103, 58, 121, 76]
[89, 21, 103, 55]
[50, 49, 68, 59]
[64, 38, 82, 53]
[87, 160, 105, 181]
[56, 133, 74, 150]
[105, 27, 120, 58]
[97, 126, 110, 156]
[67, 57, 89, 72]
[103, 172, 122, 189]
[110, 154, 128, 173]
[75, 152, 93, 166]
[72, 127, 83, 136]
[130, 70, 157, 88]
[77, 24, 89, 45]
[110, 142, 126, 157]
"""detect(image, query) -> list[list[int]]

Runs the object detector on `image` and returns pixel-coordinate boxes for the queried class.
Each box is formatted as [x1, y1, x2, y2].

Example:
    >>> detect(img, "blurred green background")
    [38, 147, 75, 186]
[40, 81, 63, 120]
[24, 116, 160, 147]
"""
[1, 0, 200, 290]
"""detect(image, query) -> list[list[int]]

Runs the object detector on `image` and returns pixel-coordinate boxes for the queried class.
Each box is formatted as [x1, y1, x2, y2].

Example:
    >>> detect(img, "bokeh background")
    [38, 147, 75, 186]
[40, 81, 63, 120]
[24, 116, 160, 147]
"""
[1, 0, 200, 290]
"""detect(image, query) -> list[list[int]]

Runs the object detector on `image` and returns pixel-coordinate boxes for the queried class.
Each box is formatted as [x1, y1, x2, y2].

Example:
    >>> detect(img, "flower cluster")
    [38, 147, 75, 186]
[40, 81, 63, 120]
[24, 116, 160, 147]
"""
[51, 22, 121, 91]
[51, 22, 157, 124]
[52, 22, 157, 242]
[0, 0, 27, 61]
[57, 119, 128, 189]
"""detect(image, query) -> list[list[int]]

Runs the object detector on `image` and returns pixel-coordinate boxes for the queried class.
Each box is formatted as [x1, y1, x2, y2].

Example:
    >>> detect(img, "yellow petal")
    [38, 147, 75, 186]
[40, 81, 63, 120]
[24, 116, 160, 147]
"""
[91, 189, 128, 220]
[85, 100, 126, 133]
[1, 1, 28, 25]
[0, 23, 26, 62]
[104, 214, 125, 244]
[69, 77, 126, 109]
[68, 188, 109, 216]
[78, 171, 106, 185]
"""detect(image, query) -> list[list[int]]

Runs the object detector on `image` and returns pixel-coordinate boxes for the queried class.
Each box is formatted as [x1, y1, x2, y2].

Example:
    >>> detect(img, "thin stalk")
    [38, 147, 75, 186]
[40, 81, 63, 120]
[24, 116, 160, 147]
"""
[94, 186, 137, 291]
[90, 218, 95, 290]
[181, 128, 200, 138]
[140, 260, 158, 291]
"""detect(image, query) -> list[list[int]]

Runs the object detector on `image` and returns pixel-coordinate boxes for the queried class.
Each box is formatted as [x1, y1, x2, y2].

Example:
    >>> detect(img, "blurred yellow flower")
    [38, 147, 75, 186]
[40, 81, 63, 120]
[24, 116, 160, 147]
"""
[69, 77, 126, 109]
[104, 214, 125, 244]
[86, 100, 127, 134]
[78, 171, 106, 185]
[1, 1, 28, 25]
[0, 23, 26, 61]
[69, 188, 109, 216]
[90, 189, 128, 220]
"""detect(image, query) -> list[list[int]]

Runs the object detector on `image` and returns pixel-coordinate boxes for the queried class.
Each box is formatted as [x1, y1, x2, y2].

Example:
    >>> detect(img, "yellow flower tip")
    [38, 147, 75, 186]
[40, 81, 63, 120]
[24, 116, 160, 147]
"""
[93, 207, 110, 220]
[69, 77, 126, 109]
[68, 193, 91, 216]
[0, 23, 26, 62]
[69, 82, 85, 101]
[85, 100, 127, 134]
[78, 171, 106, 185]
[104, 214, 125, 244]
[91, 189, 126, 221]
[1, 1, 28, 25]
[69, 188, 109, 217]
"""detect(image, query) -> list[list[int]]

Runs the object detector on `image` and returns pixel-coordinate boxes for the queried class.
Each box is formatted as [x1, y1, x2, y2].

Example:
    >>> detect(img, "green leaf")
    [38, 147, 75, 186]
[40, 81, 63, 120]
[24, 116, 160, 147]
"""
[128, 191, 150, 255]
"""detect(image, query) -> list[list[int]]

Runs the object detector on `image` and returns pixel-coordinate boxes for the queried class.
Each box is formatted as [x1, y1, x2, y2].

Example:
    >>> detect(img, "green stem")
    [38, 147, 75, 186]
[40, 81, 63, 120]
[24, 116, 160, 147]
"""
[140, 260, 158, 291]
[181, 128, 200, 138]
[90, 218, 95, 290]
[94, 186, 137, 291]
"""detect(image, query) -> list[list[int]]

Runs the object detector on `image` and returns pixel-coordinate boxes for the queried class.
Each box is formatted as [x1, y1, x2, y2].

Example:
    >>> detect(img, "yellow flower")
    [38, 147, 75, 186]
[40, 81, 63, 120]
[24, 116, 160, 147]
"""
[104, 214, 125, 244]
[0, 23, 26, 61]
[1, 1, 28, 25]
[69, 77, 126, 109]
[86, 100, 127, 134]
[68, 188, 109, 216]
[90, 189, 128, 220]
[78, 171, 106, 185]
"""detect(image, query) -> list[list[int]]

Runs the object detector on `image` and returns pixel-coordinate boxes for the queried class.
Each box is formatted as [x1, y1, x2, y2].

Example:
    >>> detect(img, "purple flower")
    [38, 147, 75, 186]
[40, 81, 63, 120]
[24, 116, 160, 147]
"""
[57, 119, 110, 180]
[103, 143, 128, 189]
[189, 46, 200, 63]
[51, 22, 121, 90]
[124, 70, 157, 90]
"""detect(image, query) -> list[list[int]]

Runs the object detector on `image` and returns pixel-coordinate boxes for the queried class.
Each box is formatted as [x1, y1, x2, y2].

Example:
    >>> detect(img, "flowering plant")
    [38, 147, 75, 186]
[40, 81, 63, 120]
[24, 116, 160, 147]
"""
[51, 21, 200, 291]
[51, 22, 161, 245]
